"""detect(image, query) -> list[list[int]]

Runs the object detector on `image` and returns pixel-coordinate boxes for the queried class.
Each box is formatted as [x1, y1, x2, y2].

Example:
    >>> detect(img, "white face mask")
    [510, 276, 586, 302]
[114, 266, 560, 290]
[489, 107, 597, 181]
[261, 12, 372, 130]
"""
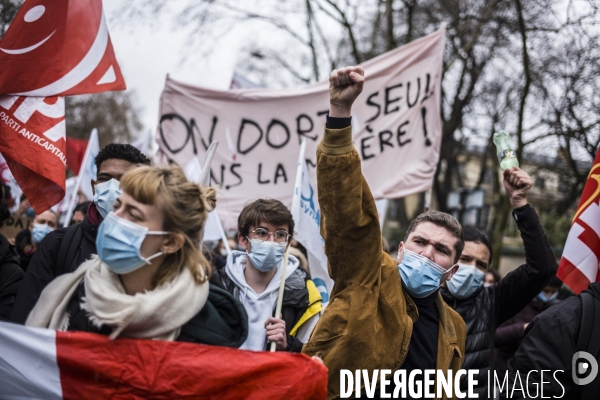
[94, 178, 122, 218]
[246, 239, 286, 272]
[447, 264, 486, 299]
[398, 249, 448, 298]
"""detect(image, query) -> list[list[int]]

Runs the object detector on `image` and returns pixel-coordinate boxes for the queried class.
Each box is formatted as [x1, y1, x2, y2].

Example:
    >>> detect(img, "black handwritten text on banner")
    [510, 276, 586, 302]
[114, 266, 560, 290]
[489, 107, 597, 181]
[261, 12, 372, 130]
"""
[155, 26, 446, 229]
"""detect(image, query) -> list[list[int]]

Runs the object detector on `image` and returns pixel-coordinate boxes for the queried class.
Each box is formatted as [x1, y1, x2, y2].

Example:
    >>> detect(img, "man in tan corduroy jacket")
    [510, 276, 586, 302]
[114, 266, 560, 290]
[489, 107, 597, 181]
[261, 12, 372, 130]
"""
[302, 66, 466, 399]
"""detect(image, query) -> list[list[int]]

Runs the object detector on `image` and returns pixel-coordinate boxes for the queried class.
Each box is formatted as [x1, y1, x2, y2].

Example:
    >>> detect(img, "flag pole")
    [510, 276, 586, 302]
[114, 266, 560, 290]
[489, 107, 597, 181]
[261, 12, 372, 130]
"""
[270, 140, 306, 352]
[63, 128, 98, 227]
[199, 141, 218, 187]
[291, 139, 307, 224]
[270, 248, 290, 352]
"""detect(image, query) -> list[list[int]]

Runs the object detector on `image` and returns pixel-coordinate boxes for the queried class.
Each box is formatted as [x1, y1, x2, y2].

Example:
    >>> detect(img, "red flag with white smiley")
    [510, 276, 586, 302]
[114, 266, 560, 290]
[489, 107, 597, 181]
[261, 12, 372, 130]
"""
[0, 0, 126, 213]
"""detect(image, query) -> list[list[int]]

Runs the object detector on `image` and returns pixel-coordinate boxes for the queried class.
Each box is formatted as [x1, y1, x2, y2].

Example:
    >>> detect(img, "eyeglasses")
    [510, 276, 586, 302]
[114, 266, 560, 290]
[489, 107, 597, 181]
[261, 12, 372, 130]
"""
[249, 228, 290, 243]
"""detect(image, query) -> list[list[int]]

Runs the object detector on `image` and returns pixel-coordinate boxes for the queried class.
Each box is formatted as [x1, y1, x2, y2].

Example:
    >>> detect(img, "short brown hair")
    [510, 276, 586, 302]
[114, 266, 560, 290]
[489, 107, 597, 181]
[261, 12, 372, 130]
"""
[404, 210, 464, 263]
[238, 199, 294, 238]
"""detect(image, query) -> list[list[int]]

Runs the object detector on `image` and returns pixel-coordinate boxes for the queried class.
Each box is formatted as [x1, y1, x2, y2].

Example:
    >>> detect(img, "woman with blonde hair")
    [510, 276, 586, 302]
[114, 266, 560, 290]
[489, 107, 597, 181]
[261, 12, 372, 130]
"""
[26, 165, 248, 346]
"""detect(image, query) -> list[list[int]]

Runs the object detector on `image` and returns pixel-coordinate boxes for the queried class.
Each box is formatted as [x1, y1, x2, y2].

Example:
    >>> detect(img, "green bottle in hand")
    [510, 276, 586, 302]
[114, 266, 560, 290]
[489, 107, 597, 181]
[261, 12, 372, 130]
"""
[493, 131, 519, 170]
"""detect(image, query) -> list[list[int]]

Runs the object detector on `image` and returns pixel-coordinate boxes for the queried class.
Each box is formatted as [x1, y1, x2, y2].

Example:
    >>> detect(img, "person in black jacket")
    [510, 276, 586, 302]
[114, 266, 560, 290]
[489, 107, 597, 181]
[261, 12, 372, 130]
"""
[440, 167, 558, 399]
[0, 182, 23, 320]
[492, 276, 562, 376]
[503, 282, 600, 400]
[26, 165, 247, 347]
[10, 144, 151, 324]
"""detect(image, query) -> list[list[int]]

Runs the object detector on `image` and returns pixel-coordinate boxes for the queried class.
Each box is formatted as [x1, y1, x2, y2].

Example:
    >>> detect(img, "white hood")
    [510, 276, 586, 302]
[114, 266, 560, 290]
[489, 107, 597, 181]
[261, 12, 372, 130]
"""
[225, 250, 299, 351]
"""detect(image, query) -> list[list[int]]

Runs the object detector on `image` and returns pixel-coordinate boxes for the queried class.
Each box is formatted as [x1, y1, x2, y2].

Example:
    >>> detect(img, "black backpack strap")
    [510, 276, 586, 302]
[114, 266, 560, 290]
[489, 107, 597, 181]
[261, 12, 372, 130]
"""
[56, 223, 84, 276]
[577, 292, 593, 352]
[578, 291, 600, 399]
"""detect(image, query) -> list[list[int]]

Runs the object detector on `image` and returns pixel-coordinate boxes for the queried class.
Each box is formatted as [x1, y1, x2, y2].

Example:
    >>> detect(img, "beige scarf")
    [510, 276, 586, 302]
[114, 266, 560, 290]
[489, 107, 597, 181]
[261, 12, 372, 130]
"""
[27, 255, 209, 340]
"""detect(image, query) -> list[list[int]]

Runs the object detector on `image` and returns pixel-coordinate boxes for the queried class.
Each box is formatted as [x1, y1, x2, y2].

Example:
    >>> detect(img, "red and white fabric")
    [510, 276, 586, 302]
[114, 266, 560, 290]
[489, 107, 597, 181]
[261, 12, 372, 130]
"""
[0, 0, 125, 96]
[557, 148, 600, 293]
[0, 321, 328, 400]
[0, 0, 125, 214]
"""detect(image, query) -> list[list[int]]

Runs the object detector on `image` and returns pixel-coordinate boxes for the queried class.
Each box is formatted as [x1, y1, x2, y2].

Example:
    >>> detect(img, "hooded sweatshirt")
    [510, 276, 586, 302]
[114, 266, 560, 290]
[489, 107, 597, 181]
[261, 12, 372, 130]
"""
[225, 250, 299, 351]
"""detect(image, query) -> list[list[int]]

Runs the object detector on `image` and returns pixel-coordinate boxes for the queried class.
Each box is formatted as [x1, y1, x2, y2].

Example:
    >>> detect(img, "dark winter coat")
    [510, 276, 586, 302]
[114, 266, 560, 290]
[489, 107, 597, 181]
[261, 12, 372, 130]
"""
[440, 204, 557, 399]
[492, 295, 559, 375]
[0, 233, 24, 321]
[14, 229, 35, 272]
[10, 205, 99, 324]
[504, 282, 600, 400]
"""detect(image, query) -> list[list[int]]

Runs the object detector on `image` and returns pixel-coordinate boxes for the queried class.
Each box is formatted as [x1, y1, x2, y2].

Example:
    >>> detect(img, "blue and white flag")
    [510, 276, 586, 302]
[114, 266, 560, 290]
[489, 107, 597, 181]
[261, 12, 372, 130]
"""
[291, 139, 332, 306]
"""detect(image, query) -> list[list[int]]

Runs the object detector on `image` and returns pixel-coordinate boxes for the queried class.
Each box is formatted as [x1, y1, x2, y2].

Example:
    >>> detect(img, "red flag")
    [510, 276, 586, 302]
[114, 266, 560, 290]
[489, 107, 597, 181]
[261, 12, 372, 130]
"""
[0, 95, 67, 213]
[0, 0, 126, 214]
[65, 137, 88, 175]
[557, 149, 600, 294]
[0, 322, 328, 399]
[0, 0, 126, 96]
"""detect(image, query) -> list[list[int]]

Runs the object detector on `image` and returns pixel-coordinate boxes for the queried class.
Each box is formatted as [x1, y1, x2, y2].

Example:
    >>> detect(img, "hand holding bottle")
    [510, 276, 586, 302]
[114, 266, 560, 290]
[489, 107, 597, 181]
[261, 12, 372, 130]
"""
[503, 167, 532, 209]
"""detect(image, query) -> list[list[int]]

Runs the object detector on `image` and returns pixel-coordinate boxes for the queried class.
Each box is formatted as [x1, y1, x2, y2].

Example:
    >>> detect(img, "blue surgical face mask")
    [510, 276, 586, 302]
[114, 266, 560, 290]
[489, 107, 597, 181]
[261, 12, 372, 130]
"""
[398, 249, 449, 298]
[537, 291, 558, 303]
[447, 264, 486, 299]
[246, 239, 286, 272]
[94, 179, 122, 219]
[96, 212, 169, 274]
[31, 223, 54, 244]
[25, 207, 36, 218]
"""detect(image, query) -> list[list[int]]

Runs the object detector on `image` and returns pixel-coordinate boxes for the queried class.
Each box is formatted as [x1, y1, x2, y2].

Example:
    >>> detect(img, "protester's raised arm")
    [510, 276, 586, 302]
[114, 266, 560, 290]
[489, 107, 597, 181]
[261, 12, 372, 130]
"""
[493, 167, 557, 324]
[317, 67, 382, 287]
[502, 167, 532, 210]
[328, 66, 364, 118]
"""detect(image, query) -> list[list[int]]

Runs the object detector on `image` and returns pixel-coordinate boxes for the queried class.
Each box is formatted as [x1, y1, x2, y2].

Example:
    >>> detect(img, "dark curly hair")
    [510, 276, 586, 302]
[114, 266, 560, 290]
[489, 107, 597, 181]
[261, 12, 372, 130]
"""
[94, 143, 150, 172]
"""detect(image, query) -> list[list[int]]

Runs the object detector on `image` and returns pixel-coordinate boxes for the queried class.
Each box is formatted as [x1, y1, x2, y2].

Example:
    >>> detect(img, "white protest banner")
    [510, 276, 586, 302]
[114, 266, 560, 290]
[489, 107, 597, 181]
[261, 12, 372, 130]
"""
[291, 139, 332, 305]
[156, 25, 445, 229]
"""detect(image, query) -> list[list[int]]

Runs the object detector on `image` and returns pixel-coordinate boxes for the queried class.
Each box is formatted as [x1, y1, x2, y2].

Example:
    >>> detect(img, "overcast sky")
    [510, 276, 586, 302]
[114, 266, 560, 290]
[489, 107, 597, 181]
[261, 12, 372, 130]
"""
[104, 0, 241, 134]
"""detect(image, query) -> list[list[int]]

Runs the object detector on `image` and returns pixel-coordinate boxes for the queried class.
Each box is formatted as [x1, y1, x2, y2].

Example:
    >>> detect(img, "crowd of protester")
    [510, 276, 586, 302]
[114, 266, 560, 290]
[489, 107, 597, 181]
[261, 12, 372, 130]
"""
[0, 66, 598, 400]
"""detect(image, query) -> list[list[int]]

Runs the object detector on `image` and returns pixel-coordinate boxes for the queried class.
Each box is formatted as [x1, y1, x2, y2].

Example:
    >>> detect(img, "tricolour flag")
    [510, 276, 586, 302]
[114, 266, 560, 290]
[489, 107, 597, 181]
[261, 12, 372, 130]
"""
[557, 148, 600, 293]
[0, 321, 327, 400]
[291, 139, 332, 305]
[0, 0, 125, 214]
